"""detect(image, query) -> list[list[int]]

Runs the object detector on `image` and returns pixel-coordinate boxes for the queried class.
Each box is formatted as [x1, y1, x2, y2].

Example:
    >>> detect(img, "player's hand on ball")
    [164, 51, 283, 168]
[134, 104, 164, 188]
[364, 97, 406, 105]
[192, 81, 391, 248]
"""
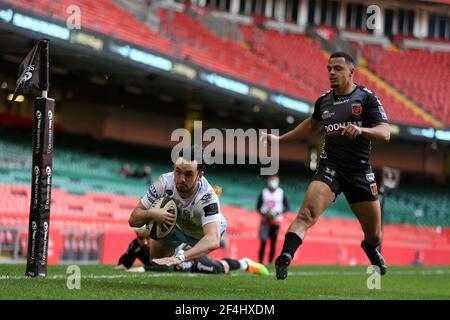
[260, 132, 279, 148]
[341, 124, 362, 139]
[152, 256, 182, 266]
[150, 208, 176, 228]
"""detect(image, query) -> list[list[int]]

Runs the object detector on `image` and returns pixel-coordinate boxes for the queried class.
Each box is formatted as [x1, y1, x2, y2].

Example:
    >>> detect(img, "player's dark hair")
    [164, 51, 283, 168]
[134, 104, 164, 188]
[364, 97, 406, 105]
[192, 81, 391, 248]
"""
[178, 145, 207, 172]
[330, 51, 355, 65]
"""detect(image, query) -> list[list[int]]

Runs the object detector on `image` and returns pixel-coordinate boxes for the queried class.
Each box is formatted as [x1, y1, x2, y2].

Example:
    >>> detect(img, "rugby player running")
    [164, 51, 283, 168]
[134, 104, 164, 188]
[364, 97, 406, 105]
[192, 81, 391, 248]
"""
[262, 52, 390, 280]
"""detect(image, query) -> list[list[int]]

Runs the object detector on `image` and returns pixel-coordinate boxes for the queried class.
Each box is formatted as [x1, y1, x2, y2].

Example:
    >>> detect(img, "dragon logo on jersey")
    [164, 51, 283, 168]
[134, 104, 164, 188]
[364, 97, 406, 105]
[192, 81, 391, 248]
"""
[351, 102, 362, 116]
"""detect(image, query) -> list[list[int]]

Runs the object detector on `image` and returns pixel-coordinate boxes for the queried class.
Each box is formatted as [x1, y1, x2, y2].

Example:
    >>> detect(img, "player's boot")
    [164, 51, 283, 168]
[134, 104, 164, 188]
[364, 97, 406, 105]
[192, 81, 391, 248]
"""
[274, 253, 292, 280]
[242, 258, 269, 275]
[361, 240, 388, 275]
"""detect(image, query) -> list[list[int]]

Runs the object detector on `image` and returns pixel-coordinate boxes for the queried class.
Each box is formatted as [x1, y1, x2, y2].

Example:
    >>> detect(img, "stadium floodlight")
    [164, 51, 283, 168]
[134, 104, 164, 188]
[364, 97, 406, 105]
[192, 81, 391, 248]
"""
[12, 39, 55, 277]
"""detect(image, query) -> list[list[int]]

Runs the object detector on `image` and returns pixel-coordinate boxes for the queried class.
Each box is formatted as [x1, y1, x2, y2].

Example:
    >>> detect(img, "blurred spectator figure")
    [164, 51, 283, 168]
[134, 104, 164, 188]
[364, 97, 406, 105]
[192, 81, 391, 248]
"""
[435, 225, 442, 235]
[413, 250, 423, 266]
[120, 164, 152, 184]
[256, 175, 290, 264]
[120, 163, 133, 177]
[135, 165, 152, 184]
[143, 165, 152, 183]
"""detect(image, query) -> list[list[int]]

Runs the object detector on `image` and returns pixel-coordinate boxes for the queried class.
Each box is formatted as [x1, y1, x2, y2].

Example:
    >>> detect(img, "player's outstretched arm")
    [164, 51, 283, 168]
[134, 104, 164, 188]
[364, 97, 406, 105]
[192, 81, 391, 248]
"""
[262, 116, 322, 145]
[152, 222, 221, 266]
[183, 222, 221, 261]
[128, 200, 175, 227]
[280, 116, 323, 142]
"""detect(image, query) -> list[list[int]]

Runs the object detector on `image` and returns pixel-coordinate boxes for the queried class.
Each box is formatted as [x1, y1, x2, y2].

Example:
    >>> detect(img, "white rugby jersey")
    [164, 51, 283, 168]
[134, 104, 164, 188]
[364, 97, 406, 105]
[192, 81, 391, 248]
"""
[141, 172, 223, 240]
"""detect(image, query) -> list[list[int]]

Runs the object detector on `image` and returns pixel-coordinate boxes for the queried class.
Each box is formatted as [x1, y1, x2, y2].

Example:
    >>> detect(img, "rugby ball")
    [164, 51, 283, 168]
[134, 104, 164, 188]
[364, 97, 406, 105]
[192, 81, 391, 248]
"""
[146, 196, 178, 240]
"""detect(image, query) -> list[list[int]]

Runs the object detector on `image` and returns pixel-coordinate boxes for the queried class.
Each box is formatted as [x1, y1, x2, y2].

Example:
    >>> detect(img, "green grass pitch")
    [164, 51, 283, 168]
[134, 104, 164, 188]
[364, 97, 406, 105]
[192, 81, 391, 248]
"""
[0, 265, 449, 300]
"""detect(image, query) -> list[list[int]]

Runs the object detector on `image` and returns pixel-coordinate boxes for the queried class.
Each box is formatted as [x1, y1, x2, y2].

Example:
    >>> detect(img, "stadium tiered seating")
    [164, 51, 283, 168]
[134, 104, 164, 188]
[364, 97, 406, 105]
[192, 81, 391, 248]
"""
[353, 72, 435, 127]
[241, 25, 437, 127]
[5, 0, 445, 128]
[158, 9, 312, 98]
[361, 46, 450, 126]
[5, 0, 310, 100]
[3, 0, 171, 53]
[241, 26, 328, 101]
[1, 124, 449, 227]
[1, 125, 449, 263]
[1, 184, 448, 253]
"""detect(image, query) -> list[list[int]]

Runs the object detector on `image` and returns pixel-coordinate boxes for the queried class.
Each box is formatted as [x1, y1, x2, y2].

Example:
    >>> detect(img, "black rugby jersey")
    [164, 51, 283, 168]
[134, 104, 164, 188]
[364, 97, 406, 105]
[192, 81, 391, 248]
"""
[312, 85, 388, 170]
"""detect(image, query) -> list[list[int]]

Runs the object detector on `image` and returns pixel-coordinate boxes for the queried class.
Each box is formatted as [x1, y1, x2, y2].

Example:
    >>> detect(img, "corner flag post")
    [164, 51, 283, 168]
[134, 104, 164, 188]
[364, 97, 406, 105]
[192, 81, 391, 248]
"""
[13, 39, 55, 277]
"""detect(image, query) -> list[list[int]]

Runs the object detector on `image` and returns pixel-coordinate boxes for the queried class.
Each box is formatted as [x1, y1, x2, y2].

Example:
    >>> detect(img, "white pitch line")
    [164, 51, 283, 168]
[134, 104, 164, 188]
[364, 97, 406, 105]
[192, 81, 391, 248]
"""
[280, 269, 450, 276]
[0, 273, 213, 280]
[1, 269, 450, 280]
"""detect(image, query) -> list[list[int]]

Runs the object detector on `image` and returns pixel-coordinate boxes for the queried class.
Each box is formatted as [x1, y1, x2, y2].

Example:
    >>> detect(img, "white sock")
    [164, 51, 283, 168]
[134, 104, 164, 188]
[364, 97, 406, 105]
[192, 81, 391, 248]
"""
[239, 260, 248, 270]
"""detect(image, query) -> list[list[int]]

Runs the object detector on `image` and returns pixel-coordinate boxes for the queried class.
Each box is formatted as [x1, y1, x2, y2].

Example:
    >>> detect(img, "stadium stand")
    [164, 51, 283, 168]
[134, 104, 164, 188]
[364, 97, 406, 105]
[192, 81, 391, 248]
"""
[4, 0, 445, 128]
[241, 25, 440, 127]
[0, 125, 449, 228]
[1, 182, 449, 265]
[361, 46, 450, 126]
[1, 1, 449, 267]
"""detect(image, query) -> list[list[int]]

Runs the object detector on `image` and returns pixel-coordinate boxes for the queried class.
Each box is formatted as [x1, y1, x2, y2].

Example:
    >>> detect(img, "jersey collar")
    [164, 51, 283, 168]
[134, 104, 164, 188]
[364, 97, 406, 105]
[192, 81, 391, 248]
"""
[332, 83, 359, 99]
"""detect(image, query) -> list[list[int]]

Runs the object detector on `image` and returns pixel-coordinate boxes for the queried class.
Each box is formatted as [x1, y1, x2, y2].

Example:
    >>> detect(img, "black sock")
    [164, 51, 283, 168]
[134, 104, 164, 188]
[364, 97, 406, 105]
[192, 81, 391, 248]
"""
[222, 258, 241, 271]
[281, 232, 302, 257]
[362, 240, 379, 250]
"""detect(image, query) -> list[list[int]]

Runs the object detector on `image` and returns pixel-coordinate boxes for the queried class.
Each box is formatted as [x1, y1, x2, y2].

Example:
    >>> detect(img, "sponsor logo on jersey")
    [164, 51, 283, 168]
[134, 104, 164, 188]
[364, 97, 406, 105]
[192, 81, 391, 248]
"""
[351, 102, 362, 115]
[325, 121, 363, 135]
[370, 183, 378, 195]
[147, 185, 158, 201]
[203, 203, 219, 217]
[322, 110, 335, 119]
[200, 192, 213, 202]
[333, 98, 349, 105]
[196, 262, 214, 273]
[366, 173, 375, 182]
[325, 167, 336, 176]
